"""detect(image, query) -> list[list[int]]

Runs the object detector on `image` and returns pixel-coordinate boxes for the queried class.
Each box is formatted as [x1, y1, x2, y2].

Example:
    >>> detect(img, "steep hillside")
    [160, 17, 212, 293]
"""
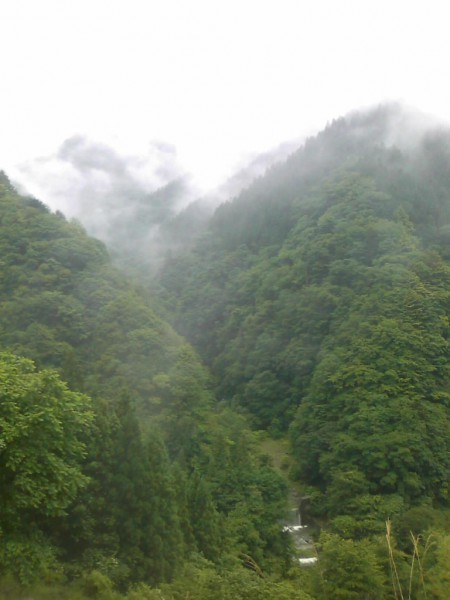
[0, 171, 209, 420]
[1, 104, 449, 598]
[158, 105, 450, 522]
[0, 172, 294, 591]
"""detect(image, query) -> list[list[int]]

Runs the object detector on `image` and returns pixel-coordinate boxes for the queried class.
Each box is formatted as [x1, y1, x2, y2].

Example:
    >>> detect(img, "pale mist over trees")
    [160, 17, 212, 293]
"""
[0, 104, 449, 599]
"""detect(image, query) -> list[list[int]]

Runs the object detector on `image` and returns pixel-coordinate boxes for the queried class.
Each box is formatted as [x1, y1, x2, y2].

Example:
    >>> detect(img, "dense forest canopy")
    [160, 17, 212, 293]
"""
[0, 105, 449, 598]
[156, 105, 450, 595]
[0, 172, 295, 597]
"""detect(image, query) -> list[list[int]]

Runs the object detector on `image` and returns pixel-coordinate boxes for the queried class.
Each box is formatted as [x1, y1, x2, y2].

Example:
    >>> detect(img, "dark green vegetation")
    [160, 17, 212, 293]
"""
[1, 105, 449, 598]
[0, 173, 297, 597]
[157, 106, 450, 596]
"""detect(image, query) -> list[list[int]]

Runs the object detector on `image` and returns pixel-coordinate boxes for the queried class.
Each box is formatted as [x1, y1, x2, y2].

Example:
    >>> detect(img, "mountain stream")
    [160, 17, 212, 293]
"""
[283, 495, 318, 566]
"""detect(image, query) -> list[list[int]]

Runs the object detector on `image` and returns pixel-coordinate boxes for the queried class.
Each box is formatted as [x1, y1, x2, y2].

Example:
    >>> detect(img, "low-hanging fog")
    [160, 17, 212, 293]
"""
[9, 102, 447, 278]
[12, 130, 300, 276]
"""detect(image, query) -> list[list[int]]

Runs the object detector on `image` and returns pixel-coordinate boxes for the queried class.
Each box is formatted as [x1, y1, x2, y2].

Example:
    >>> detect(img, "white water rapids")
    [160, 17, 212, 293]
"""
[283, 503, 318, 566]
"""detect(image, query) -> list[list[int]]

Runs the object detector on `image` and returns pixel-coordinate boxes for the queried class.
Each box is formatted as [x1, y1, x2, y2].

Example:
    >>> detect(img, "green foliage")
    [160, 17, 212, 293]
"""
[56, 398, 184, 585]
[0, 177, 209, 427]
[185, 473, 223, 561]
[156, 560, 314, 600]
[158, 126, 450, 520]
[423, 532, 450, 599]
[80, 570, 121, 600]
[2, 107, 450, 596]
[386, 520, 450, 600]
[0, 177, 291, 587]
[0, 533, 61, 586]
[312, 532, 385, 599]
[0, 352, 92, 582]
[291, 246, 450, 508]
[192, 408, 293, 570]
[155, 108, 450, 589]
[0, 353, 92, 521]
[159, 107, 450, 434]
[161, 163, 450, 518]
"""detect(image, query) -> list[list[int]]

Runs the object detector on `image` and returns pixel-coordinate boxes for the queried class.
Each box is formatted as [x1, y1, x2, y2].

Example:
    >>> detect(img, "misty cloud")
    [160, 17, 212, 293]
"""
[16, 130, 301, 238]
[58, 136, 129, 175]
[12, 129, 312, 278]
[16, 135, 199, 239]
[343, 103, 442, 152]
[213, 139, 301, 202]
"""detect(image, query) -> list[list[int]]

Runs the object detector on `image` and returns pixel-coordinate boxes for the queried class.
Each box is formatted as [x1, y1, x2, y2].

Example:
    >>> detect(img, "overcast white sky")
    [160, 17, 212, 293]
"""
[1, 0, 450, 207]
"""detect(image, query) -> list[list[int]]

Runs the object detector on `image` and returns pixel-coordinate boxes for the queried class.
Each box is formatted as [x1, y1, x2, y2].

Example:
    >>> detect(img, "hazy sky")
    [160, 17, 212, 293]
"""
[1, 0, 450, 204]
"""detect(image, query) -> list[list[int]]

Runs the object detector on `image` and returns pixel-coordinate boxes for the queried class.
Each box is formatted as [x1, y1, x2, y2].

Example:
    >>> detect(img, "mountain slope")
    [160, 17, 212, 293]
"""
[0, 171, 211, 425]
[157, 106, 450, 518]
[0, 172, 295, 587]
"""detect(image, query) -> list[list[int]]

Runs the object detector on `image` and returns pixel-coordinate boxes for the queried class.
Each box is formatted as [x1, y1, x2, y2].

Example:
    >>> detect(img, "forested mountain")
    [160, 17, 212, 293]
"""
[1, 104, 449, 599]
[156, 105, 450, 595]
[0, 173, 302, 599]
[29, 137, 297, 283]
